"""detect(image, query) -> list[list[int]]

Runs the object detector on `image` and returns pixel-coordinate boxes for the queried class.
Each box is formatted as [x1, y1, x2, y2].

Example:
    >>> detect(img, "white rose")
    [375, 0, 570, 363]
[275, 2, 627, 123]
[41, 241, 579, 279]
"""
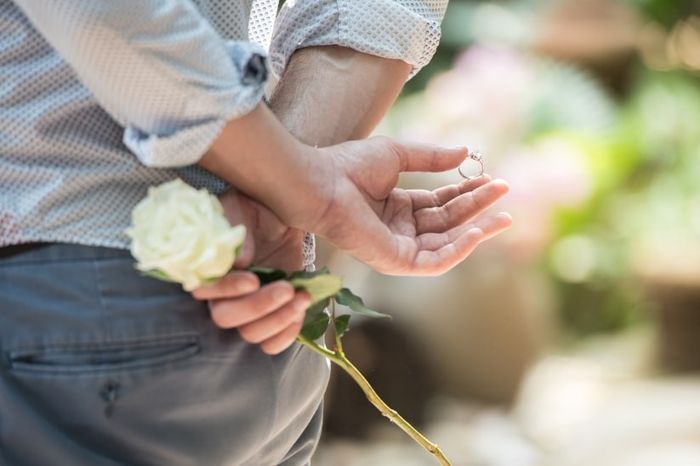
[126, 179, 246, 291]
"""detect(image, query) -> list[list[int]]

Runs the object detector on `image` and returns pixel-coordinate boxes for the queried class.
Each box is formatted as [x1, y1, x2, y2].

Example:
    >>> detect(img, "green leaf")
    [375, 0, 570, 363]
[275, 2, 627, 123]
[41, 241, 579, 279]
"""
[334, 314, 351, 337]
[335, 288, 391, 319]
[301, 313, 329, 340]
[305, 297, 330, 320]
[250, 267, 288, 286]
[300, 298, 331, 340]
[288, 267, 331, 281]
[290, 273, 342, 305]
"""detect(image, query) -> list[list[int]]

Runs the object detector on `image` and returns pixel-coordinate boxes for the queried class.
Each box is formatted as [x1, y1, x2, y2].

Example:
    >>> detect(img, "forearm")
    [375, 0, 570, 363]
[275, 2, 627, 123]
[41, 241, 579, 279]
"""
[202, 47, 410, 224]
[199, 103, 327, 230]
[197, 58, 505, 278]
[269, 46, 411, 146]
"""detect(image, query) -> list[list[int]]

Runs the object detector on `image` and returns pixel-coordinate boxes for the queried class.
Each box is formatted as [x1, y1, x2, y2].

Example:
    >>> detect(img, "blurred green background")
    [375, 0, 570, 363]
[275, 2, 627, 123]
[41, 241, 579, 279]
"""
[314, 1, 700, 465]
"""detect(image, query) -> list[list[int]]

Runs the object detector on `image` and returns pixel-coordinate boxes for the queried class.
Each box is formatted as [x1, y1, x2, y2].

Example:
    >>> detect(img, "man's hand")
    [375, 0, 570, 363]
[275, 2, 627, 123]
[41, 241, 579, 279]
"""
[193, 45, 511, 351]
[270, 48, 512, 275]
[193, 45, 408, 355]
[192, 190, 310, 355]
[218, 188, 307, 272]
[201, 105, 511, 276]
[200, 40, 512, 277]
[307, 138, 512, 276]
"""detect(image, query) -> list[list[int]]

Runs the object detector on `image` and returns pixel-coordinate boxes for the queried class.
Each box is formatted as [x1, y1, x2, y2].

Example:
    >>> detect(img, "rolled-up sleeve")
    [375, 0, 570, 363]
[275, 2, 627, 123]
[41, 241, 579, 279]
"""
[270, 0, 447, 80]
[14, 0, 268, 167]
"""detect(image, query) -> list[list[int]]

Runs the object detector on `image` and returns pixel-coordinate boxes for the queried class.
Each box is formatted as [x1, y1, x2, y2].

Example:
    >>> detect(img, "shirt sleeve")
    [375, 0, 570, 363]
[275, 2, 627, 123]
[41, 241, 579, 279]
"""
[269, 0, 447, 80]
[13, 0, 268, 167]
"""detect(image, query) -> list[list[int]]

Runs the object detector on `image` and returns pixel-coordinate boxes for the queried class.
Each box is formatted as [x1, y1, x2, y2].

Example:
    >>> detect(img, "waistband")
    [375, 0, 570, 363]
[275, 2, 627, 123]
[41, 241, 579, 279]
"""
[0, 242, 132, 264]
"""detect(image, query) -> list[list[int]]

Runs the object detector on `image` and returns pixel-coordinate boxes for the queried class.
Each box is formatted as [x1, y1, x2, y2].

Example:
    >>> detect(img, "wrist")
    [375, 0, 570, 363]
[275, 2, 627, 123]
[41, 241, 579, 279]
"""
[281, 143, 336, 232]
[199, 103, 334, 232]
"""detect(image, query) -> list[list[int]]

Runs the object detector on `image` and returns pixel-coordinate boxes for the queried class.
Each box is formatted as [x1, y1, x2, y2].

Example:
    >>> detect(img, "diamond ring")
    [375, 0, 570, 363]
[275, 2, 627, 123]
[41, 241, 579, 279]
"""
[458, 149, 485, 180]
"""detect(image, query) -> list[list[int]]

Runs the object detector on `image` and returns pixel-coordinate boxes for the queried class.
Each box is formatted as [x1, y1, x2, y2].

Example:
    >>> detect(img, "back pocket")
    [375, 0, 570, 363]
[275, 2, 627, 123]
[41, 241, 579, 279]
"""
[7, 335, 200, 375]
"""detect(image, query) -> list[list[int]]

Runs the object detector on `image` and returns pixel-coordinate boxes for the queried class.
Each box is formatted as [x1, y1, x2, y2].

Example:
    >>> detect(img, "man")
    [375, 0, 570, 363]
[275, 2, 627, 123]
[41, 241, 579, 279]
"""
[0, 1, 511, 464]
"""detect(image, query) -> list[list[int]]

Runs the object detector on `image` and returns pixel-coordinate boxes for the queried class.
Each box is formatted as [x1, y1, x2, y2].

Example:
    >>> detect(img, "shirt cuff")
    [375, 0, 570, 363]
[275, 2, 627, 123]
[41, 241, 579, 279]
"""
[124, 41, 269, 168]
[270, 0, 444, 80]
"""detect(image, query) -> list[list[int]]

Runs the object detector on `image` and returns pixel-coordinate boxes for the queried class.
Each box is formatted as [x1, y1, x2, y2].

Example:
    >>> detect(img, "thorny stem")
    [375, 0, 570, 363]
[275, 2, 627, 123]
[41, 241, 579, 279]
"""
[296, 319, 452, 466]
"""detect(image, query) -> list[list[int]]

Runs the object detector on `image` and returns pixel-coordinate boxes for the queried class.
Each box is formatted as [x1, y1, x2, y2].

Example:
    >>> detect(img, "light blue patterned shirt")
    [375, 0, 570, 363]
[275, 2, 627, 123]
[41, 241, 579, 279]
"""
[0, 0, 447, 265]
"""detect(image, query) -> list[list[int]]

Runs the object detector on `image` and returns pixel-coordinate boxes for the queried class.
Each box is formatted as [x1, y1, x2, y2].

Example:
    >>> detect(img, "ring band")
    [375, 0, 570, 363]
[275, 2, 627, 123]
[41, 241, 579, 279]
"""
[458, 150, 485, 180]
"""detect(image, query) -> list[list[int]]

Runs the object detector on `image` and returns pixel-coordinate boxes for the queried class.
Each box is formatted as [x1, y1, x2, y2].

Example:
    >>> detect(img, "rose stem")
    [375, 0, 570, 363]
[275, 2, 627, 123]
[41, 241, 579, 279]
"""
[296, 301, 452, 466]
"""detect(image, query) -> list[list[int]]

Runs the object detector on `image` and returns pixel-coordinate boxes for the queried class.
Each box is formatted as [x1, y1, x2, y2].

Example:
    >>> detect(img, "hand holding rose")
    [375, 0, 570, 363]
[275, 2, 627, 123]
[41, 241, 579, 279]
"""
[128, 180, 314, 354]
[127, 174, 505, 465]
[195, 189, 314, 355]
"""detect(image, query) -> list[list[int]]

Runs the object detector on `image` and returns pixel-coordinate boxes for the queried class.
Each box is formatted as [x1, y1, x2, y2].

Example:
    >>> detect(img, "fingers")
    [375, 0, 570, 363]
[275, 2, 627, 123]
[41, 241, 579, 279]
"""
[412, 228, 485, 276]
[413, 212, 513, 275]
[191, 271, 260, 300]
[475, 212, 513, 242]
[237, 291, 310, 344]
[417, 212, 513, 251]
[259, 320, 306, 355]
[385, 138, 469, 173]
[407, 175, 491, 210]
[197, 275, 309, 355]
[208, 280, 295, 328]
[414, 179, 509, 235]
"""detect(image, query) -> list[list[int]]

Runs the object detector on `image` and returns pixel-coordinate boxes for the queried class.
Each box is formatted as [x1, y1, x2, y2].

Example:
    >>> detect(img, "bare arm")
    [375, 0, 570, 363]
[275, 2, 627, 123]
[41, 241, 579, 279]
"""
[269, 46, 412, 146]
[198, 46, 510, 353]
[198, 48, 434, 354]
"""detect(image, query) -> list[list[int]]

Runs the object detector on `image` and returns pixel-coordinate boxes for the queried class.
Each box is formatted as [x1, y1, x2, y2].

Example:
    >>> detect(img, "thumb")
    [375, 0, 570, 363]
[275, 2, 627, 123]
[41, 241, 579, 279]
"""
[219, 189, 255, 269]
[392, 141, 468, 173]
[233, 232, 255, 269]
[232, 195, 256, 270]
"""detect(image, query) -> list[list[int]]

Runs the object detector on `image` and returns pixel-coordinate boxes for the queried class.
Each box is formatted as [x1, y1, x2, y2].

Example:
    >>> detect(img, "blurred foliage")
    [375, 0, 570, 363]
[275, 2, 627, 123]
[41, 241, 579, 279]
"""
[626, 0, 700, 26]
[407, 0, 700, 93]
[397, 0, 700, 337]
[548, 69, 700, 336]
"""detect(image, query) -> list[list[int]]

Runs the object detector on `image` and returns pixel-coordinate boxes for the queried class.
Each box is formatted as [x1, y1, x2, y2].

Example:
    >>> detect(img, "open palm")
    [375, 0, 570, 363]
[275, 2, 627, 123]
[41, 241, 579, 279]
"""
[312, 137, 512, 276]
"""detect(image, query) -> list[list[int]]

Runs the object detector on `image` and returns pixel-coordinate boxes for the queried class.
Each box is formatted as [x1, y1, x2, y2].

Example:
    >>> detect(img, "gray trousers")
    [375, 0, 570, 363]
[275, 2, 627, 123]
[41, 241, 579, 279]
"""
[0, 244, 329, 466]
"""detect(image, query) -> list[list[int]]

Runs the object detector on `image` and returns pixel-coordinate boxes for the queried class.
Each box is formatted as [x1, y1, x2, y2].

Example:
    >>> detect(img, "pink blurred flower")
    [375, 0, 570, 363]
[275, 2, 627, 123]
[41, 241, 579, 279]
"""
[425, 46, 533, 144]
[497, 136, 593, 259]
